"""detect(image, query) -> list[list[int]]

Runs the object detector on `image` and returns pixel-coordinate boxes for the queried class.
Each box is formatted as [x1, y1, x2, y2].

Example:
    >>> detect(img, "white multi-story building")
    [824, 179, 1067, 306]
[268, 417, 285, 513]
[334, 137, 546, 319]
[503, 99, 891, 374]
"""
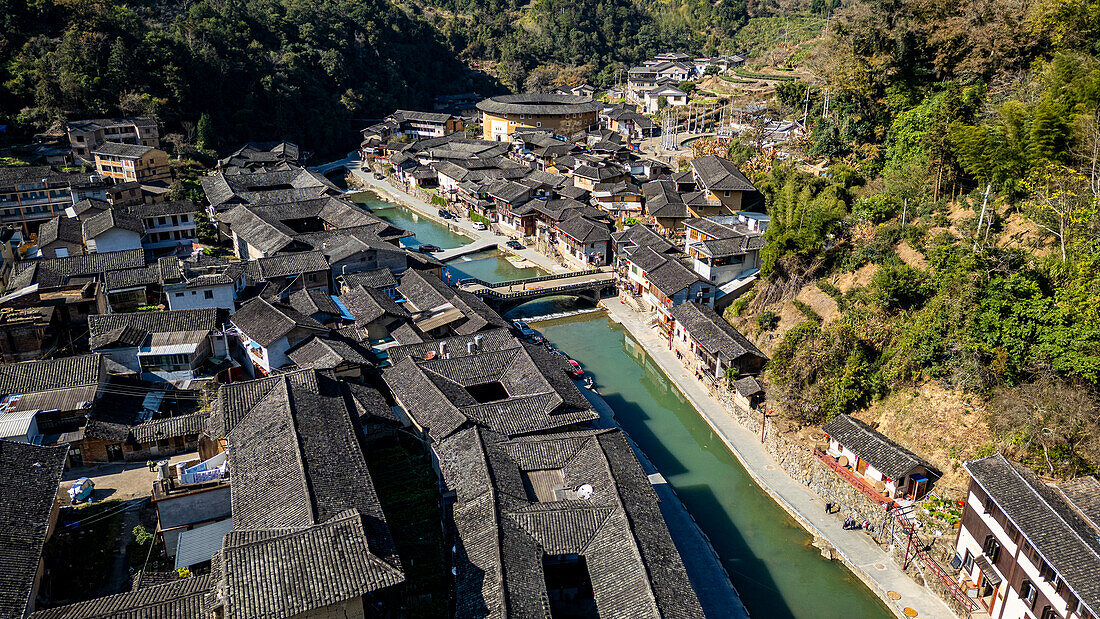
[953, 454, 1100, 619]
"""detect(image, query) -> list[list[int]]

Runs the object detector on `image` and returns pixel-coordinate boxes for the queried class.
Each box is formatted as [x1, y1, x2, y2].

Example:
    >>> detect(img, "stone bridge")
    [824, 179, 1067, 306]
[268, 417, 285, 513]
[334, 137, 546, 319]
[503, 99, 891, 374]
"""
[457, 268, 617, 313]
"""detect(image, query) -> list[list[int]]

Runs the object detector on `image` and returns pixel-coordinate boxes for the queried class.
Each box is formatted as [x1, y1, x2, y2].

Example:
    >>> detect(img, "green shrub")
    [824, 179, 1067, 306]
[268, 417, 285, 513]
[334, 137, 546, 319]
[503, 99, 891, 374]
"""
[756, 310, 780, 331]
[792, 299, 822, 323]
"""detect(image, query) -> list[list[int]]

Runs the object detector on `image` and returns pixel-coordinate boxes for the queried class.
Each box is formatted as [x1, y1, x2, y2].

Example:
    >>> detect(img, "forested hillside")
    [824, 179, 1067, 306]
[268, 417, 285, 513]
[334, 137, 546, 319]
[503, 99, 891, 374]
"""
[732, 0, 1100, 479]
[0, 0, 495, 153]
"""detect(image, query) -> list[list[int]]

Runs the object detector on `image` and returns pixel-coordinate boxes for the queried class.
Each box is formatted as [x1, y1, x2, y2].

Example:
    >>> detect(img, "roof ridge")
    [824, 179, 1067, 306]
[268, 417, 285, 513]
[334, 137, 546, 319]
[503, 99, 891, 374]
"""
[999, 455, 1100, 564]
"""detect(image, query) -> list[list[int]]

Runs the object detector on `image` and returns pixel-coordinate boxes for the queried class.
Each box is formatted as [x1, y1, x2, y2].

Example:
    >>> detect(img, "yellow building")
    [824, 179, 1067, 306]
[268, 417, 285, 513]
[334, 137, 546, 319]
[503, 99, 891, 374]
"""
[477, 94, 601, 141]
[92, 142, 171, 185]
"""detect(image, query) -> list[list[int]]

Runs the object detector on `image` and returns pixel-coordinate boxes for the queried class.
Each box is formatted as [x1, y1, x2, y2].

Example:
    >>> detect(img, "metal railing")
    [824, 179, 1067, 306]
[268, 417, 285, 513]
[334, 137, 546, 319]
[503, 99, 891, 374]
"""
[891, 508, 979, 613]
[454, 268, 607, 290]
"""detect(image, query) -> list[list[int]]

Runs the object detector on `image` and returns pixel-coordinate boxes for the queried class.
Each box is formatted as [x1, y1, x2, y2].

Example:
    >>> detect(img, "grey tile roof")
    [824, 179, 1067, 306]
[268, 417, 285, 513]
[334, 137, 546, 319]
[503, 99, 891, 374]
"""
[216, 510, 404, 619]
[822, 415, 936, 481]
[230, 297, 326, 347]
[689, 156, 756, 192]
[646, 257, 706, 297]
[966, 454, 1100, 616]
[340, 285, 410, 326]
[287, 336, 371, 370]
[8, 249, 146, 289]
[201, 169, 339, 211]
[125, 200, 199, 219]
[30, 575, 212, 619]
[612, 223, 676, 255]
[83, 208, 144, 239]
[89, 308, 221, 349]
[288, 288, 342, 318]
[436, 426, 702, 618]
[69, 199, 110, 219]
[38, 215, 84, 247]
[245, 251, 329, 281]
[383, 329, 597, 439]
[555, 215, 611, 244]
[91, 142, 157, 158]
[340, 381, 399, 424]
[0, 354, 102, 395]
[131, 412, 207, 444]
[0, 441, 69, 618]
[338, 268, 397, 291]
[670, 302, 766, 364]
[476, 93, 602, 116]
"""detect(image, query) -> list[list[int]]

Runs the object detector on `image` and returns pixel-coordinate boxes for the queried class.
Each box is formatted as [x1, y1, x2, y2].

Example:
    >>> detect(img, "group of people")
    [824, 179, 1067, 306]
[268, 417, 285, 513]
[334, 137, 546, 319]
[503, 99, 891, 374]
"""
[825, 502, 874, 533]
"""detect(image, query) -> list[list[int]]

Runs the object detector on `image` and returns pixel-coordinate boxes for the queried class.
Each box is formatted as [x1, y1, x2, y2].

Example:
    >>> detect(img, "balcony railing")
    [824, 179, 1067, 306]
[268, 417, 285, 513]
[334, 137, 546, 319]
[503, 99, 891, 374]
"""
[814, 448, 895, 509]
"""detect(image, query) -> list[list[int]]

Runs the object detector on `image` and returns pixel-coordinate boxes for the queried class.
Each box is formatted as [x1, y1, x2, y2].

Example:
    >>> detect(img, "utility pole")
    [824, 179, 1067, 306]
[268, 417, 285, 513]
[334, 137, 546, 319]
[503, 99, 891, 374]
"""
[974, 183, 992, 250]
[901, 198, 908, 228]
[802, 86, 811, 131]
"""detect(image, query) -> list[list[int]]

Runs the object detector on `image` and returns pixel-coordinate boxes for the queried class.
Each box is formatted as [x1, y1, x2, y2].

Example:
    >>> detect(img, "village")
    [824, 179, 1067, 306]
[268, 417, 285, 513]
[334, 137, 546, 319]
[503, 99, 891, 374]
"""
[0, 53, 1097, 619]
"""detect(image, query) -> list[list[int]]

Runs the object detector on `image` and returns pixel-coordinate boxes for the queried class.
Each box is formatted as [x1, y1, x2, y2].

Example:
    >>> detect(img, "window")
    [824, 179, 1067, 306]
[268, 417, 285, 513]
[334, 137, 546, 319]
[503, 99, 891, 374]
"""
[536, 122, 542, 127]
[204, 290, 214, 299]
[962, 550, 975, 573]
[174, 292, 184, 298]
[983, 535, 1001, 563]
[180, 214, 189, 222]
[157, 216, 167, 225]
[984, 495, 996, 513]
[1040, 607, 1059, 619]
[1020, 580, 1038, 608]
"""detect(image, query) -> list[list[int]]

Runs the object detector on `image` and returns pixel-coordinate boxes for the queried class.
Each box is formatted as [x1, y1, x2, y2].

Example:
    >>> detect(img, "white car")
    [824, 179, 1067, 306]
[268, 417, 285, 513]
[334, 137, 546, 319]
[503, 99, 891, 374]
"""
[472, 221, 488, 231]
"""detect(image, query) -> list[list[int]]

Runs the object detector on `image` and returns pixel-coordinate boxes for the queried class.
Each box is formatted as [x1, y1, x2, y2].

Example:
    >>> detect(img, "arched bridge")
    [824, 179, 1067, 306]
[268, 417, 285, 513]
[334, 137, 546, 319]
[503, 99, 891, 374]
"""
[457, 268, 617, 313]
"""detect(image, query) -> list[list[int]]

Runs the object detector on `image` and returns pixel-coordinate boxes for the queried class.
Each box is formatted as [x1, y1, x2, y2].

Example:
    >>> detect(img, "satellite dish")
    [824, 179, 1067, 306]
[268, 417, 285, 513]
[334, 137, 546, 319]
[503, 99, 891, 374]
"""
[576, 484, 594, 500]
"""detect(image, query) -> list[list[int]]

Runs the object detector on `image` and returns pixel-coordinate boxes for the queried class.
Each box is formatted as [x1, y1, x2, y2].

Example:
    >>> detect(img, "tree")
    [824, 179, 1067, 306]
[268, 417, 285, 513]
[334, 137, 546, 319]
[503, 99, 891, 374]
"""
[705, 65, 720, 76]
[1023, 162, 1097, 263]
[989, 376, 1100, 476]
[195, 113, 214, 152]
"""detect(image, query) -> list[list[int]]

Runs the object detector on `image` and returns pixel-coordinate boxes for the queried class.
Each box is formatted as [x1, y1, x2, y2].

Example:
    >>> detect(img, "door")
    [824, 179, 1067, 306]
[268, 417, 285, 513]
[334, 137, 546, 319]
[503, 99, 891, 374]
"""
[69, 447, 83, 468]
[106, 443, 124, 462]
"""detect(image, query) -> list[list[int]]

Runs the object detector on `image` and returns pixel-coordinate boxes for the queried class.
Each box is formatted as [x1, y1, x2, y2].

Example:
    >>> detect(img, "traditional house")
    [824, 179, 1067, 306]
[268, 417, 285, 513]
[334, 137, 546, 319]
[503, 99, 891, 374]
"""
[28, 575, 213, 618]
[383, 328, 600, 439]
[821, 414, 940, 502]
[554, 212, 613, 267]
[230, 296, 328, 376]
[286, 335, 372, 378]
[244, 251, 331, 295]
[82, 208, 143, 253]
[66, 117, 159, 161]
[87, 308, 226, 383]
[683, 216, 765, 309]
[952, 454, 1100, 619]
[0, 441, 69, 617]
[128, 200, 200, 251]
[338, 284, 410, 341]
[207, 369, 405, 617]
[396, 269, 507, 339]
[0, 354, 107, 435]
[642, 180, 690, 234]
[670, 301, 767, 382]
[0, 306, 56, 362]
[35, 215, 84, 258]
[644, 86, 689, 113]
[200, 168, 342, 214]
[436, 426, 705, 617]
[91, 143, 171, 185]
[688, 155, 757, 215]
[217, 141, 300, 174]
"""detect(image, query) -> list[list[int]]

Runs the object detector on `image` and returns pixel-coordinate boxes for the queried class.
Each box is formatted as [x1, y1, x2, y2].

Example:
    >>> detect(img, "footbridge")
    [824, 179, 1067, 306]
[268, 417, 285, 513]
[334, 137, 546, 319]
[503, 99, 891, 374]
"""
[457, 267, 617, 313]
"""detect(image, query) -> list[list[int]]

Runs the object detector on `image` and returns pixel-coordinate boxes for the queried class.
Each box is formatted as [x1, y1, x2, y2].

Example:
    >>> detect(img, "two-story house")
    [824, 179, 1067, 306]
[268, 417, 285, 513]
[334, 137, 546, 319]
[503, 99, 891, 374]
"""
[92, 143, 171, 185]
[230, 296, 328, 376]
[129, 200, 200, 250]
[67, 117, 159, 161]
[953, 454, 1100, 619]
[688, 155, 757, 215]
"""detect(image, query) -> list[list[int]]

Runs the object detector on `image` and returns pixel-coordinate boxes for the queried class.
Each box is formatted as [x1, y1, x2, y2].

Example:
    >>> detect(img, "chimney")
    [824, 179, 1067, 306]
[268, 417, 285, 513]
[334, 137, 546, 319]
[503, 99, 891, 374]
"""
[467, 341, 476, 355]
[474, 334, 483, 349]
[439, 341, 447, 357]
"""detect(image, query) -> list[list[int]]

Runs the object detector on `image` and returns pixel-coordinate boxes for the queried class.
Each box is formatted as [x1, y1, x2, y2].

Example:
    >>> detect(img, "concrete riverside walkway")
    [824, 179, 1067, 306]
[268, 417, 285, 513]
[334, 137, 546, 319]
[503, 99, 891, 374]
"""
[601, 298, 958, 619]
[349, 167, 573, 274]
[580, 385, 749, 618]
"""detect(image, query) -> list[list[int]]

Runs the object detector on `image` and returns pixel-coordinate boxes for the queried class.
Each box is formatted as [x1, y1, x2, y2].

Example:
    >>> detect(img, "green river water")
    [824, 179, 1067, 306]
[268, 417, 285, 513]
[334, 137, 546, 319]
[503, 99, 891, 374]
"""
[353, 194, 891, 618]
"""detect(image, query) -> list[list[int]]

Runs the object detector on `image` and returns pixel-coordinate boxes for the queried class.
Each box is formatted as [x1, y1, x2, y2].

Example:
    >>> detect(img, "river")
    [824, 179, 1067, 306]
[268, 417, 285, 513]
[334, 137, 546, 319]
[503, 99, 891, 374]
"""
[353, 193, 891, 618]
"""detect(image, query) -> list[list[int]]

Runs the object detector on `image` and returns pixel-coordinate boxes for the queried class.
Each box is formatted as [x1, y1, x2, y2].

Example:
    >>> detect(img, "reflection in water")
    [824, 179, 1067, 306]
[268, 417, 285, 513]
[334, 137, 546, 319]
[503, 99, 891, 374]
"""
[350, 192, 470, 250]
[538, 313, 891, 619]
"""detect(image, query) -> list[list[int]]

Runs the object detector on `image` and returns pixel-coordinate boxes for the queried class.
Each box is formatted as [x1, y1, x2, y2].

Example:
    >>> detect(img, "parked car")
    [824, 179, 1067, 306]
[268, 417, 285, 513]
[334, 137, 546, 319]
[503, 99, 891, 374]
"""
[373, 172, 384, 180]
[472, 221, 488, 231]
[507, 240, 525, 250]
[566, 359, 584, 379]
[418, 244, 442, 253]
[512, 319, 535, 338]
[438, 209, 452, 219]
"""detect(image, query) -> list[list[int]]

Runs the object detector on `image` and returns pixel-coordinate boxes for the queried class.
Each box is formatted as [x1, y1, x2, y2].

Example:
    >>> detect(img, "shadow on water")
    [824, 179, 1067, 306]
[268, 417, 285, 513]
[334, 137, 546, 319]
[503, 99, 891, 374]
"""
[536, 311, 892, 619]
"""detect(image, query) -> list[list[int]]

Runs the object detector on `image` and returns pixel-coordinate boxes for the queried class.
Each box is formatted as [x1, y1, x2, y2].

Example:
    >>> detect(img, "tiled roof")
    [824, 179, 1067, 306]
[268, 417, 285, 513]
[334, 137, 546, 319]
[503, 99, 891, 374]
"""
[230, 297, 325, 347]
[436, 427, 702, 618]
[38, 215, 84, 247]
[245, 251, 329, 281]
[89, 308, 221, 349]
[338, 268, 397, 290]
[0, 354, 102, 395]
[92, 142, 157, 158]
[689, 156, 756, 192]
[966, 454, 1100, 616]
[217, 510, 404, 619]
[340, 285, 409, 326]
[83, 206, 145, 238]
[288, 288, 342, 318]
[200, 169, 339, 210]
[287, 336, 371, 370]
[126, 200, 199, 219]
[30, 575, 212, 619]
[0, 441, 69, 618]
[341, 381, 399, 424]
[646, 257, 705, 297]
[383, 329, 598, 439]
[670, 302, 765, 364]
[131, 413, 207, 444]
[822, 415, 935, 481]
[8, 248, 146, 289]
[555, 215, 611, 244]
